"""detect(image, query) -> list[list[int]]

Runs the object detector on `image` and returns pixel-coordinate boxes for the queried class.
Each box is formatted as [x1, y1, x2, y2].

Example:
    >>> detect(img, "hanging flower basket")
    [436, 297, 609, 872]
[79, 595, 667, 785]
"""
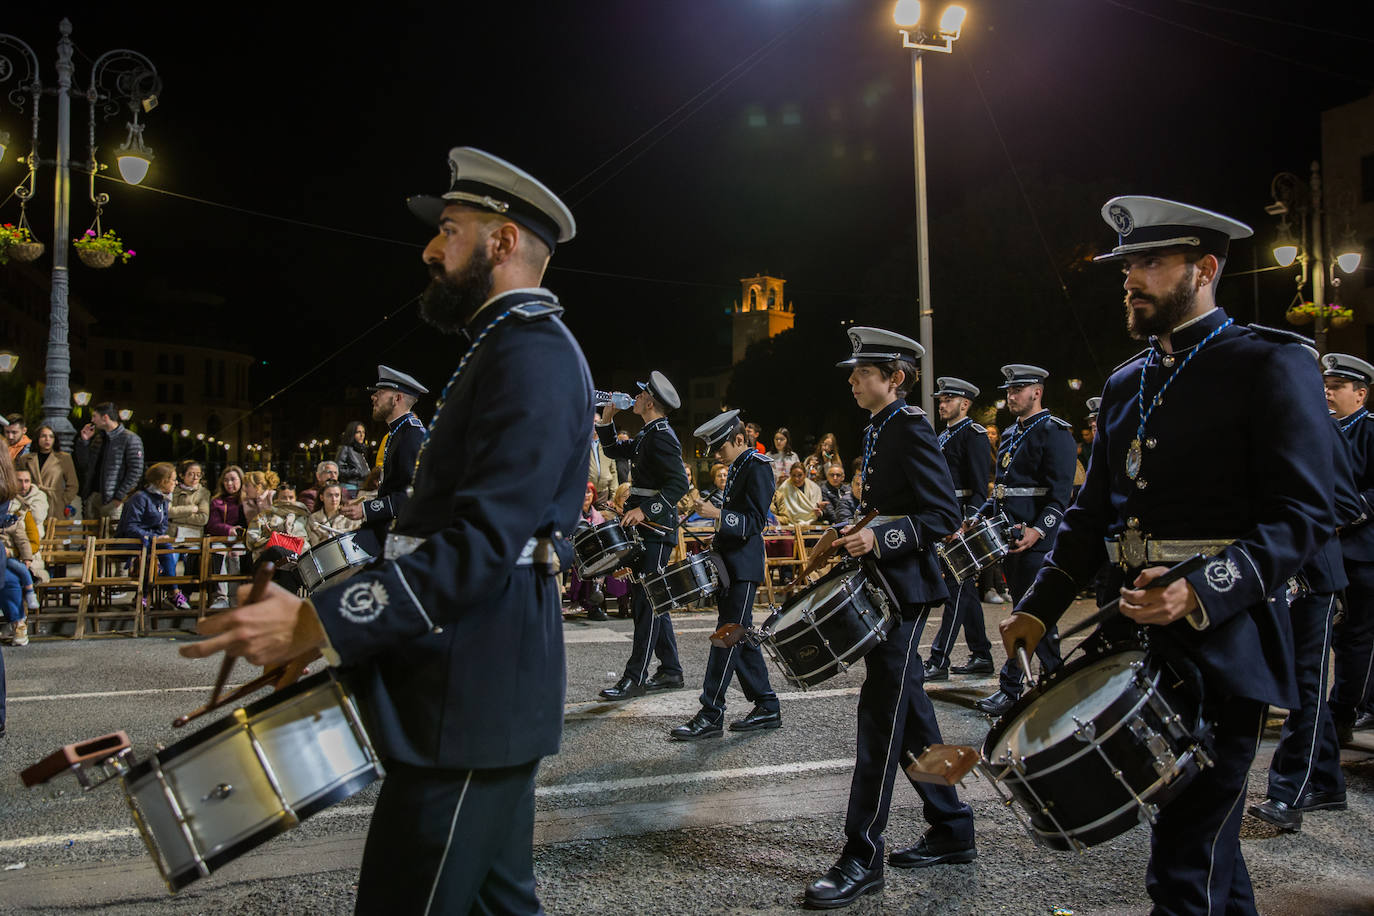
[1329, 313, 1354, 329]
[1284, 306, 1313, 326]
[0, 222, 40, 265]
[72, 228, 136, 269]
[1286, 301, 1351, 328]
[9, 240, 44, 262]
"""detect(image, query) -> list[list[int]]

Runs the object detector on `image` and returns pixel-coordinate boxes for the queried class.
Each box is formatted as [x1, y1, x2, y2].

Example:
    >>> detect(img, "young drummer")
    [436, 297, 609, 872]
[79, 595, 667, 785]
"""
[669, 410, 782, 739]
[804, 327, 975, 910]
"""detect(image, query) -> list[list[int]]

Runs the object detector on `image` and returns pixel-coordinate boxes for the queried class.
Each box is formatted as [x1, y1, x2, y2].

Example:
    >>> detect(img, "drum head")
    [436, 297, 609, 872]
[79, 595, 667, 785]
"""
[774, 567, 860, 633]
[990, 650, 1146, 759]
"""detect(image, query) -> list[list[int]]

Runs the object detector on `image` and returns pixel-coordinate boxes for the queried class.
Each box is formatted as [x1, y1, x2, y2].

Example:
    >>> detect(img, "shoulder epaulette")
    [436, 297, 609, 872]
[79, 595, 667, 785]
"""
[970, 422, 987, 434]
[1049, 415, 1073, 430]
[403, 416, 425, 429]
[1246, 323, 1314, 347]
[900, 405, 926, 417]
[747, 449, 772, 463]
[1112, 348, 1150, 375]
[508, 300, 564, 321]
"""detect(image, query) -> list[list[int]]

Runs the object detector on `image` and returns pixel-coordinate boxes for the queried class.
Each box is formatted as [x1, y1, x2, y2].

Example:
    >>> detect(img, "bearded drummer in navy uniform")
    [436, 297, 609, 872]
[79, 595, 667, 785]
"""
[341, 365, 429, 553]
[803, 327, 975, 910]
[182, 146, 593, 915]
[1001, 196, 1334, 913]
[596, 370, 691, 700]
[669, 409, 781, 739]
[924, 376, 995, 681]
[970, 363, 1077, 717]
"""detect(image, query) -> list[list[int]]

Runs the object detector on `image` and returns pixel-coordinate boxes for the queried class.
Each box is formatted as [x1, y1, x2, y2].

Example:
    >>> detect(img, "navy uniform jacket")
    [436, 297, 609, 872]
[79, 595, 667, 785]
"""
[713, 449, 776, 583]
[310, 289, 593, 770]
[939, 416, 991, 518]
[597, 416, 689, 544]
[1336, 406, 1374, 563]
[361, 412, 424, 531]
[1303, 419, 1365, 593]
[978, 410, 1077, 550]
[1017, 309, 1334, 708]
[854, 400, 961, 606]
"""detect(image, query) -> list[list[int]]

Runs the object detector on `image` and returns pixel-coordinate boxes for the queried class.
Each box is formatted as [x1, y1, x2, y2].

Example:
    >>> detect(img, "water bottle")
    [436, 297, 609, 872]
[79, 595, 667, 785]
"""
[595, 390, 634, 410]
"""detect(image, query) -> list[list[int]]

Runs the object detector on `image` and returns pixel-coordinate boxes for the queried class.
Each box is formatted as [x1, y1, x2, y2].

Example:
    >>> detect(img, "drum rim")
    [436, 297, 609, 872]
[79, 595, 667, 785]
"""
[644, 553, 718, 609]
[982, 648, 1151, 762]
[772, 562, 865, 632]
[126, 671, 341, 780]
[987, 683, 1160, 780]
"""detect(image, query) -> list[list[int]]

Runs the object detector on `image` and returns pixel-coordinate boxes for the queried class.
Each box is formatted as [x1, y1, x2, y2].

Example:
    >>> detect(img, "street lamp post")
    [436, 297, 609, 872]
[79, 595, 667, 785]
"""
[0, 20, 161, 450]
[892, 1, 967, 416]
[1267, 162, 1362, 353]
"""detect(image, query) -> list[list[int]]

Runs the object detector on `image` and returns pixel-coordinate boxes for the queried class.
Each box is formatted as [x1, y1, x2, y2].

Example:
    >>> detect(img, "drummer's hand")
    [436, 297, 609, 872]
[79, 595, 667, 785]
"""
[1000, 613, 1046, 660]
[340, 499, 365, 521]
[695, 501, 720, 520]
[958, 517, 976, 535]
[179, 582, 327, 668]
[1009, 525, 1042, 553]
[1119, 566, 1199, 625]
[835, 526, 875, 557]
[621, 506, 646, 527]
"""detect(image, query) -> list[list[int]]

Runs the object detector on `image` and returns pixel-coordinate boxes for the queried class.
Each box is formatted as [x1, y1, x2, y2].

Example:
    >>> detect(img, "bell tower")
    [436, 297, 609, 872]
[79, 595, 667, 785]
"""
[733, 275, 794, 365]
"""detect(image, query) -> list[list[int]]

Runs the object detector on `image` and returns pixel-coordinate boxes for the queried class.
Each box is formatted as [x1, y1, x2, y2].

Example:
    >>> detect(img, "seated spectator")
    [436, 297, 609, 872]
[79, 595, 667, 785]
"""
[298, 462, 339, 513]
[676, 461, 700, 520]
[819, 462, 860, 525]
[170, 460, 210, 543]
[766, 428, 801, 484]
[307, 483, 361, 547]
[19, 424, 81, 521]
[565, 483, 629, 621]
[335, 422, 371, 496]
[14, 468, 49, 533]
[804, 454, 823, 482]
[115, 462, 190, 611]
[1, 500, 39, 646]
[245, 485, 309, 591]
[206, 465, 248, 609]
[772, 462, 823, 526]
[698, 463, 728, 510]
[810, 432, 842, 475]
[240, 470, 278, 522]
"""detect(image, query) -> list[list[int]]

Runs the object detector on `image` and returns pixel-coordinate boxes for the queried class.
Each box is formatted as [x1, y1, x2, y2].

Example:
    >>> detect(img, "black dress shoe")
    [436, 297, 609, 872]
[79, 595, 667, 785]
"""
[585, 606, 608, 621]
[670, 711, 724, 741]
[645, 671, 685, 691]
[1355, 711, 1374, 730]
[1297, 790, 1348, 811]
[951, 655, 995, 675]
[599, 676, 645, 701]
[730, 705, 782, 732]
[923, 661, 950, 682]
[888, 835, 977, 869]
[1248, 798, 1302, 831]
[974, 689, 1016, 716]
[803, 855, 883, 909]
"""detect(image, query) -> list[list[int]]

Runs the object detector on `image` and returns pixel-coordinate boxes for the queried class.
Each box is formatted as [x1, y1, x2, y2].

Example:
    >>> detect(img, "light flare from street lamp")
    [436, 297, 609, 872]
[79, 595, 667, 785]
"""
[938, 5, 967, 37]
[894, 0, 921, 27]
[180, 428, 190, 437]
[73, 390, 91, 407]
[196, 433, 205, 441]
[119, 409, 133, 422]
[160, 423, 171, 433]
[1337, 250, 1362, 274]
[1273, 243, 1299, 268]
[0, 351, 17, 374]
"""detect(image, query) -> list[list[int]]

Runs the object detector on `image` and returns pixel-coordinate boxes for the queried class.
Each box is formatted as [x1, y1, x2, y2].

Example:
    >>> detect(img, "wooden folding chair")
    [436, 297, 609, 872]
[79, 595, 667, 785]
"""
[77, 538, 148, 638]
[201, 535, 251, 613]
[760, 524, 803, 607]
[794, 524, 838, 587]
[145, 535, 207, 632]
[32, 538, 94, 637]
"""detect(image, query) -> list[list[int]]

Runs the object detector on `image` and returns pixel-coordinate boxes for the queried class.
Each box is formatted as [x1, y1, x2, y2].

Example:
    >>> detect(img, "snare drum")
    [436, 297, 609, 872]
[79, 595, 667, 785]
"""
[760, 563, 895, 689]
[572, 519, 642, 577]
[297, 531, 374, 593]
[121, 671, 384, 891]
[936, 513, 1013, 582]
[981, 647, 1211, 852]
[643, 551, 721, 614]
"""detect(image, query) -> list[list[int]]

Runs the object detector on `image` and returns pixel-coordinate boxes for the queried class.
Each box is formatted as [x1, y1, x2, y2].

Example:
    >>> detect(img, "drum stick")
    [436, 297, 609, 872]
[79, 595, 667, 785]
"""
[1015, 642, 1034, 690]
[174, 563, 276, 728]
[788, 510, 879, 595]
[1058, 554, 1208, 640]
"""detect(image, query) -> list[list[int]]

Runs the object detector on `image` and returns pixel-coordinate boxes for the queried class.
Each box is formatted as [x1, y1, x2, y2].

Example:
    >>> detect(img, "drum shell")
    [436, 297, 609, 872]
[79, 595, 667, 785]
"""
[122, 671, 383, 891]
[982, 650, 1206, 851]
[298, 532, 374, 592]
[572, 520, 642, 578]
[937, 514, 1010, 583]
[642, 552, 720, 614]
[764, 564, 894, 689]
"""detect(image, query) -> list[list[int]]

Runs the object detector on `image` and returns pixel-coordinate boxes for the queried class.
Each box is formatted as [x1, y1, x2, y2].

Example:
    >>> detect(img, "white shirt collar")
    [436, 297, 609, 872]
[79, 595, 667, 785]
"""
[1171, 307, 1218, 335]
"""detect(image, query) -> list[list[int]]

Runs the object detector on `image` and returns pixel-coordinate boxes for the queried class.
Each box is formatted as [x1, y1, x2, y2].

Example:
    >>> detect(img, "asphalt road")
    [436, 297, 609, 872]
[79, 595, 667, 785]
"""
[1, 598, 1371, 915]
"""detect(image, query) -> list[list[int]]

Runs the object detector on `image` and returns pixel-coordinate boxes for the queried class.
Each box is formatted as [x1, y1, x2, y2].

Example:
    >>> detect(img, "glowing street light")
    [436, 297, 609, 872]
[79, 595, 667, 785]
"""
[0, 351, 17, 374]
[72, 390, 91, 407]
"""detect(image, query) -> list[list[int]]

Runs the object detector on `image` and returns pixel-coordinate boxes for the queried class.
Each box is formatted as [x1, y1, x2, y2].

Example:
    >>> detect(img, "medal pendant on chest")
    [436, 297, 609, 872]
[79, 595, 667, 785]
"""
[1001, 451, 1011, 469]
[1125, 438, 1143, 480]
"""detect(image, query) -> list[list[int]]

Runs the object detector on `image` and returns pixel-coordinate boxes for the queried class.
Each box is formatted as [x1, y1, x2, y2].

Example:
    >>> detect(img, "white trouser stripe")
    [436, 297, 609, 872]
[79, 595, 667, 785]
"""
[1203, 706, 1265, 916]
[708, 581, 756, 711]
[423, 770, 474, 916]
[1293, 594, 1336, 801]
[859, 621, 921, 868]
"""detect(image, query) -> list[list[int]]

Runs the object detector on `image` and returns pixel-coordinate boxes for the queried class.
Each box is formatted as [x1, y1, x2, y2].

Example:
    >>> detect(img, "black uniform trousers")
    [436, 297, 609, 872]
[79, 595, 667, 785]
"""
[842, 607, 975, 867]
[1331, 558, 1374, 727]
[927, 570, 992, 668]
[697, 580, 778, 720]
[997, 547, 1062, 696]
[1267, 591, 1345, 805]
[356, 758, 542, 916]
[623, 540, 682, 684]
[1146, 700, 1266, 916]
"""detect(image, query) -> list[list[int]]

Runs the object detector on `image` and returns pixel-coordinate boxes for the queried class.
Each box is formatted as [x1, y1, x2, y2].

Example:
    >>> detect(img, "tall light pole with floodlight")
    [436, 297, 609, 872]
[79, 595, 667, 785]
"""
[892, 1, 966, 416]
[0, 19, 161, 450]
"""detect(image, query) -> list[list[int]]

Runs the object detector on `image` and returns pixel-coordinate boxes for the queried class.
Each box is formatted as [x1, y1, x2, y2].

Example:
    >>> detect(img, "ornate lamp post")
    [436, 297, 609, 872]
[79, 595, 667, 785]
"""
[0, 19, 161, 449]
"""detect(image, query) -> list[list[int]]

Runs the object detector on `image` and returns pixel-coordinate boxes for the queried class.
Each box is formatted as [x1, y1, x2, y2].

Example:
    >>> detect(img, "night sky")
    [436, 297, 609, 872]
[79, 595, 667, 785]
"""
[3, 2, 1370, 450]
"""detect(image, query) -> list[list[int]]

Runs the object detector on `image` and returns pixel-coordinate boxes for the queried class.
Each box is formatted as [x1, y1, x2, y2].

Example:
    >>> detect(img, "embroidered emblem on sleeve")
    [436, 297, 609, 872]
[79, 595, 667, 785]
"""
[370, 499, 384, 512]
[1204, 558, 1240, 593]
[1043, 514, 1057, 528]
[884, 528, 907, 550]
[725, 512, 740, 529]
[651, 502, 663, 514]
[339, 580, 389, 623]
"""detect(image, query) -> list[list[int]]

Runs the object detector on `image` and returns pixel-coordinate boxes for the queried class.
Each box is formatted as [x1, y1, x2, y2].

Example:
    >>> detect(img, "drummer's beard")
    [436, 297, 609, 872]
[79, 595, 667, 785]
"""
[1125, 271, 1196, 340]
[420, 248, 496, 333]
